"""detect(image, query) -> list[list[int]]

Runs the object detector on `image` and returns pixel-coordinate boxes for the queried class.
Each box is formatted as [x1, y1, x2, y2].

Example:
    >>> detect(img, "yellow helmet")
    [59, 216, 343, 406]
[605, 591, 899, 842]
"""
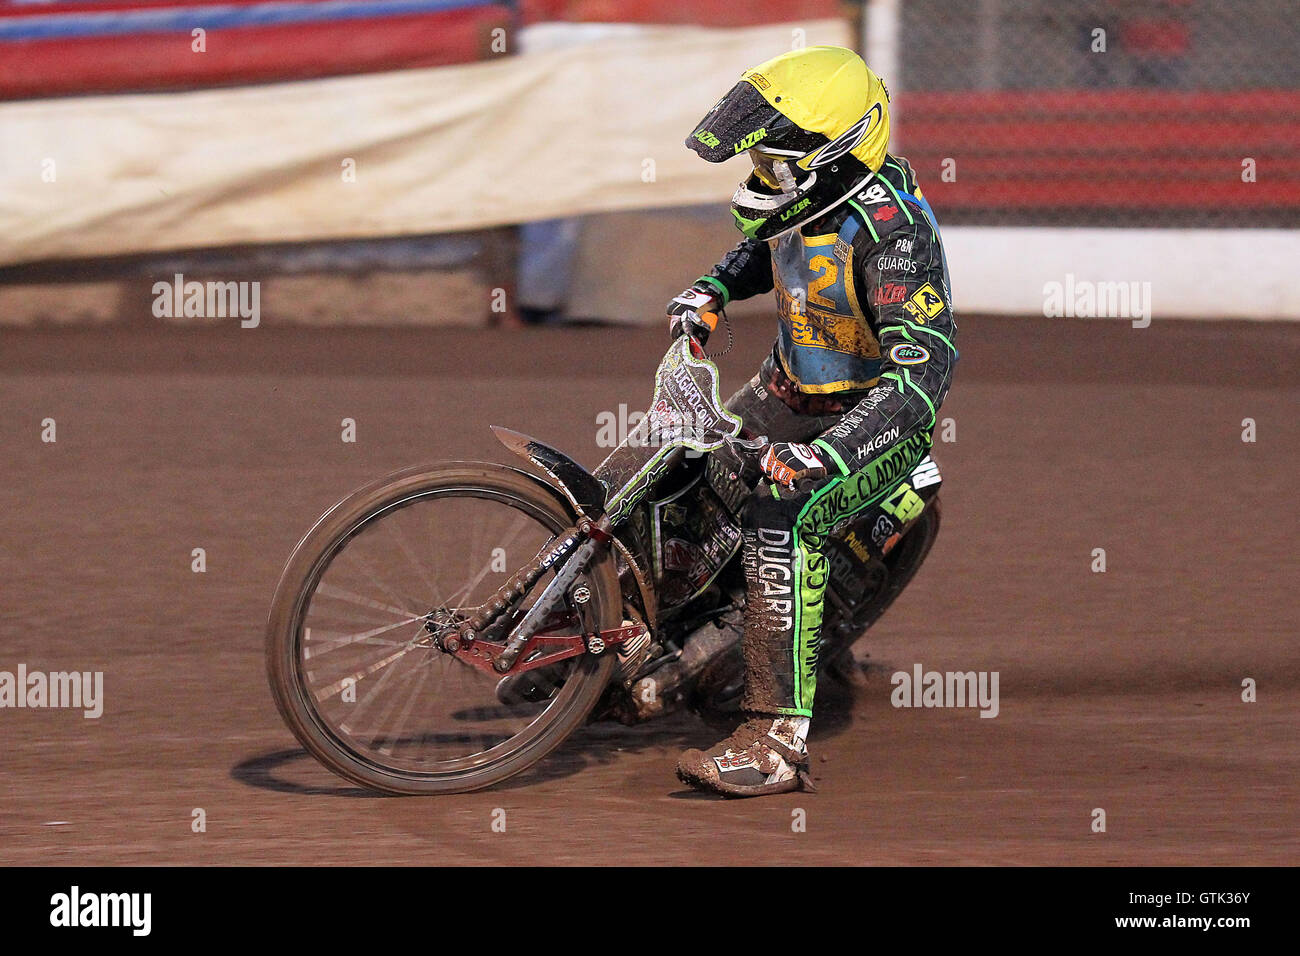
[687, 46, 891, 241]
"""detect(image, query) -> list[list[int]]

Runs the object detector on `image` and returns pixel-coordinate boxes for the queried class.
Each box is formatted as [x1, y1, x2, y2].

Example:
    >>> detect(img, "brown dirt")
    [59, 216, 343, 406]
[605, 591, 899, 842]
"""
[0, 315, 1296, 865]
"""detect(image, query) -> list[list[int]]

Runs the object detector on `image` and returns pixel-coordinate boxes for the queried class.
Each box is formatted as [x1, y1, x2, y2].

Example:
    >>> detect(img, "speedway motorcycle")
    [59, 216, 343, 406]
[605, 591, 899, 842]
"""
[266, 315, 943, 794]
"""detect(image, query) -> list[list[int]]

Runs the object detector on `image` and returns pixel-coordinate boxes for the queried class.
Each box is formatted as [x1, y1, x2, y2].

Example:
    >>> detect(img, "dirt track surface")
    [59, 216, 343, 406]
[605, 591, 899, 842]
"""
[1, 315, 1297, 866]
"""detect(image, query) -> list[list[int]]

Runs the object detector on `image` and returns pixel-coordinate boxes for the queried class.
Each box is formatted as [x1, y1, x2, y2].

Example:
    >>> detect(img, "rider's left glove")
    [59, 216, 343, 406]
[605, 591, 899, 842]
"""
[759, 442, 828, 490]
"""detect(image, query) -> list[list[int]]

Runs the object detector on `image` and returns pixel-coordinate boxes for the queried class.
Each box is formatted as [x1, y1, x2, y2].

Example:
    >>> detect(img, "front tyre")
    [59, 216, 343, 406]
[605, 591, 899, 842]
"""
[266, 462, 620, 795]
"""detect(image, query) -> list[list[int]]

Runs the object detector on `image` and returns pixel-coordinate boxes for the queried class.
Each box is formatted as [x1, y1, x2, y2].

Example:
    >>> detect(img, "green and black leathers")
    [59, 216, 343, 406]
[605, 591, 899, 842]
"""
[709, 156, 957, 717]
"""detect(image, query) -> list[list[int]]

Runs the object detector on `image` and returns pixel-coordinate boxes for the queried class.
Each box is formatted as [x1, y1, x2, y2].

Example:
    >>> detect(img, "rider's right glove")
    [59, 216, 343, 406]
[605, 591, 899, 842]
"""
[666, 284, 720, 343]
[760, 442, 830, 490]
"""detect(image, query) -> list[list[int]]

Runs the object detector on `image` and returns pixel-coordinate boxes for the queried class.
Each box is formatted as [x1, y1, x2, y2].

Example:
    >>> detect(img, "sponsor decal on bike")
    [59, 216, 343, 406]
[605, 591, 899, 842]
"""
[600, 401, 709, 451]
[692, 527, 741, 588]
[889, 342, 931, 365]
[661, 503, 688, 525]
[539, 533, 578, 570]
[663, 356, 735, 442]
[610, 344, 740, 480]
[827, 539, 861, 589]
[654, 482, 743, 600]
[662, 537, 701, 573]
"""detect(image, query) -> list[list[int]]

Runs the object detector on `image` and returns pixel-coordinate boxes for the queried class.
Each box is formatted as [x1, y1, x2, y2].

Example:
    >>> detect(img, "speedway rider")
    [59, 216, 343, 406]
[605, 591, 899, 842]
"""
[668, 46, 957, 797]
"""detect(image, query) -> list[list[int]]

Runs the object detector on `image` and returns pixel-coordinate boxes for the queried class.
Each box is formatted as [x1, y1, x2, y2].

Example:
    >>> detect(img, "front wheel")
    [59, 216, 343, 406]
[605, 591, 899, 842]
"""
[266, 462, 621, 794]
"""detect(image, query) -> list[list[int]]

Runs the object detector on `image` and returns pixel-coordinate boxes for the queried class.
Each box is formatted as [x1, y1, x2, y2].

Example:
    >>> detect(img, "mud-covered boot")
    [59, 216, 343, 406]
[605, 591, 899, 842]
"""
[676, 715, 815, 797]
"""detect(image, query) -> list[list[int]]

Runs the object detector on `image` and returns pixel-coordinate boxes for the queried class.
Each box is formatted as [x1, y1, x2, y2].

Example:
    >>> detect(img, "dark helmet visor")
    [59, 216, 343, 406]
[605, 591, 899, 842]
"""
[686, 81, 787, 162]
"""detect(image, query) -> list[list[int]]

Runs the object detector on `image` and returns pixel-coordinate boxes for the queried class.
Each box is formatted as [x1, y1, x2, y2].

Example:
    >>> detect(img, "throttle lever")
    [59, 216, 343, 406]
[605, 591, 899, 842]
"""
[725, 432, 769, 458]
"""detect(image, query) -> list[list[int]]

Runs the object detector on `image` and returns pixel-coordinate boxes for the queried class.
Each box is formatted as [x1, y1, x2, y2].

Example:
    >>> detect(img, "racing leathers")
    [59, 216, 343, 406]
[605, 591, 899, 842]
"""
[695, 154, 957, 719]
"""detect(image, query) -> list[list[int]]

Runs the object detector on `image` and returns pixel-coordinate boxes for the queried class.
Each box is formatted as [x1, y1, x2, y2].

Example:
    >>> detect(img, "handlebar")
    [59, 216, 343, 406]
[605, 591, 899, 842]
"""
[695, 310, 721, 335]
[724, 432, 826, 486]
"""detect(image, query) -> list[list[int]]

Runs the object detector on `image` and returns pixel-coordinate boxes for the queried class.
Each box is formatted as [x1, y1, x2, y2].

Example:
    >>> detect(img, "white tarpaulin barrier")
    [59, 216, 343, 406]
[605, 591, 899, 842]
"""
[0, 19, 851, 266]
[941, 226, 1300, 321]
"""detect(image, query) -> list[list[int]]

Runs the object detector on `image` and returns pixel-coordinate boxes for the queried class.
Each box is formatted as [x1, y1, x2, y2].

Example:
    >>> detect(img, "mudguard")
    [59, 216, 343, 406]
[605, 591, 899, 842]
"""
[492, 426, 661, 627]
[491, 426, 608, 519]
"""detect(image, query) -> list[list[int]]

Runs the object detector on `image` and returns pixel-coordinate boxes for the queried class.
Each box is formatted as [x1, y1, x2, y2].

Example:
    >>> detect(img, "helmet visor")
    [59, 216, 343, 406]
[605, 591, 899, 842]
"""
[686, 81, 784, 163]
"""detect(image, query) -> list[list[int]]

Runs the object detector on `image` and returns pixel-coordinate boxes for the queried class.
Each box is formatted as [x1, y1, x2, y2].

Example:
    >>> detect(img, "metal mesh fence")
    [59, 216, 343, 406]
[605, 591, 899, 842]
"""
[891, 0, 1300, 226]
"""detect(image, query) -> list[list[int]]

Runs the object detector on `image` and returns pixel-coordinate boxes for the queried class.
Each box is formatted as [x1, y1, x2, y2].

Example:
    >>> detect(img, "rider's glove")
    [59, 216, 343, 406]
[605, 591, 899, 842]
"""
[667, 284, 720, 342]
[759, 442, 828, 490]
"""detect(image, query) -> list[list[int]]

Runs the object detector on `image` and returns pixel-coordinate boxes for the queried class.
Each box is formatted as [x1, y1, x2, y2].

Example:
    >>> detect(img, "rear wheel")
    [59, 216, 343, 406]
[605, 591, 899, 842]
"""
[266, 462, 620, 795]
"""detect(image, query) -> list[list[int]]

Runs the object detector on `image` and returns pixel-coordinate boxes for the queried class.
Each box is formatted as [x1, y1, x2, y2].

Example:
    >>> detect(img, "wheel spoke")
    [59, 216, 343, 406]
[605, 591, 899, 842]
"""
[312, 642, 418, 704]
[315, 584, 415, 620]
[447, 512, 532, 608]
[303, 616, 428, 659]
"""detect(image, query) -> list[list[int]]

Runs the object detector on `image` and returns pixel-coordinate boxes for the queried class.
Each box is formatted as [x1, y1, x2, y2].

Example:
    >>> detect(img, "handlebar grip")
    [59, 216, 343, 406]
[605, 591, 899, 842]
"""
[788, 465, 830, 494]
[696, 310, 720, 333]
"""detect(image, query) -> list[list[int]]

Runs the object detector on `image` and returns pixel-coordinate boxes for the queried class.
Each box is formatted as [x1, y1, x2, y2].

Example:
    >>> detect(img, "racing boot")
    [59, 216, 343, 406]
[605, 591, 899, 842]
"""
[676, 714, 814, 797]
